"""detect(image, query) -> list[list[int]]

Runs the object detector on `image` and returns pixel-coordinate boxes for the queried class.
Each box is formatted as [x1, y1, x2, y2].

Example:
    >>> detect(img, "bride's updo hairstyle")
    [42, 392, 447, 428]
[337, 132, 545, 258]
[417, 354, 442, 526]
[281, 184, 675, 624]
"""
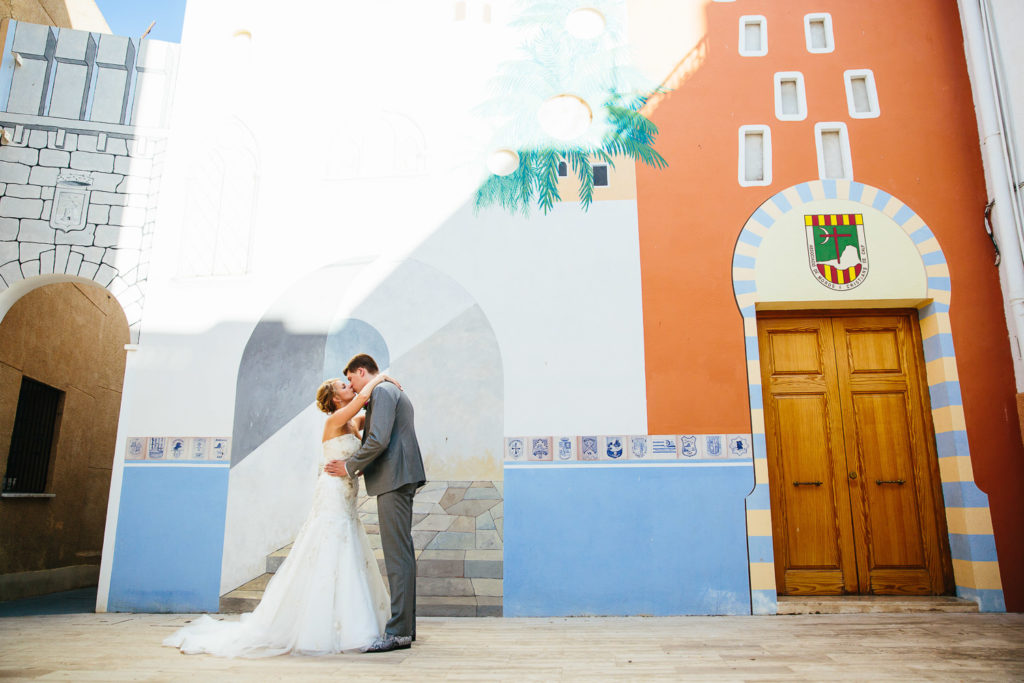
[316, 378, 342, 414]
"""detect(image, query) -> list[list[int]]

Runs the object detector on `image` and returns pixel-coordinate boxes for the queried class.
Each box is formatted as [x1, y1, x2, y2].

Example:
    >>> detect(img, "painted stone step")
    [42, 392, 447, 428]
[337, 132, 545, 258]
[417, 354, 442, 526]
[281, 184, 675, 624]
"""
[777, 595, 979, 615]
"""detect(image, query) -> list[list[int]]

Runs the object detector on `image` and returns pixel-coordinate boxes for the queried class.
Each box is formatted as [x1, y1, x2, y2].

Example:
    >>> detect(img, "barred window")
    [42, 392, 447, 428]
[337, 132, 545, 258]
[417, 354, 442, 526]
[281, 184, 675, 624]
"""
[3, 377, 62, 494]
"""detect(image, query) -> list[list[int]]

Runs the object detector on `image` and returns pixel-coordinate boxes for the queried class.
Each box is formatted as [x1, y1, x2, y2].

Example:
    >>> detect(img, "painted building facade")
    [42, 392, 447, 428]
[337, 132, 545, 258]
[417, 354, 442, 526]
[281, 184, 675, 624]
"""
[1, 0, 1022, 616]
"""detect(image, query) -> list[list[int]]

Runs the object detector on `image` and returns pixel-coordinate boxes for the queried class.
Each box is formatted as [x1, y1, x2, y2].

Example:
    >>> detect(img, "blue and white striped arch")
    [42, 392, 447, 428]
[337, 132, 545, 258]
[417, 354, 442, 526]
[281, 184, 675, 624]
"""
[732, 179, 1005, 614]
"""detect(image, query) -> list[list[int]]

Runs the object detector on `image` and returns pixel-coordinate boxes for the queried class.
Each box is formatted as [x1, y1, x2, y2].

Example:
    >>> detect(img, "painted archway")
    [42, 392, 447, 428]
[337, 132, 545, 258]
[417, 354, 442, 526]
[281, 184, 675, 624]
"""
[731, 180, 1004, 613]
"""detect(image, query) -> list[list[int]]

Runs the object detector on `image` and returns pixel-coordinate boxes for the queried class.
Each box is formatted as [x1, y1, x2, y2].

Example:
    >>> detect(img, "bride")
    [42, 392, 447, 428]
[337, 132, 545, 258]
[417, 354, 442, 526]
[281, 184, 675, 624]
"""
[163, 374, 395, 657]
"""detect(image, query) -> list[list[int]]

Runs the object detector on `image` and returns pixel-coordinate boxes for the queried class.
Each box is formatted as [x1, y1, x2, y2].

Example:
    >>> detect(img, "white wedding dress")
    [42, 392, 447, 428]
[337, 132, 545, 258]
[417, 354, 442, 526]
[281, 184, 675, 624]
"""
[164, 434, 390, 657]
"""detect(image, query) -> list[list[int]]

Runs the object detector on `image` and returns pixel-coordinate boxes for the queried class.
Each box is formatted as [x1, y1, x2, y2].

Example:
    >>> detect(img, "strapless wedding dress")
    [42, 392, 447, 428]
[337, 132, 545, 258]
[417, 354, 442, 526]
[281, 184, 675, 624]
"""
[164, 434, 390, 657]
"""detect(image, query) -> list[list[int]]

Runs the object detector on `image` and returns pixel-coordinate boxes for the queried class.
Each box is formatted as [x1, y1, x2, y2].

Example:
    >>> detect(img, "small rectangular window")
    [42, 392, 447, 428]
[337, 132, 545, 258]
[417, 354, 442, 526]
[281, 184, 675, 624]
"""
[815, 122, 853, 180]
[592, 164, 609, 187]
[3, 377, 62, 494]
[844, 69, 880, 118]
[557, 160, 568, 177]
[739, 16, 767, 57]
[738, 125, 772, 187]
[804, 13, 835, 53]
[774, 72, 807, 121]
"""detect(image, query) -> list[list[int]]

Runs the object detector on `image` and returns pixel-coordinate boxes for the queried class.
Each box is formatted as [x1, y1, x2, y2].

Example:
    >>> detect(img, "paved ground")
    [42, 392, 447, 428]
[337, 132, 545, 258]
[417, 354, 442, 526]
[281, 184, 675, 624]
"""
[1, 591, 1022, 681]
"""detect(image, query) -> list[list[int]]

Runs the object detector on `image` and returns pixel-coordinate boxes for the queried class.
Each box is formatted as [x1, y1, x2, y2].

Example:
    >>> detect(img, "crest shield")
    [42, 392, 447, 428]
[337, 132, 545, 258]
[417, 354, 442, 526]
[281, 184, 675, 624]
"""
[805, 213, 869, 290]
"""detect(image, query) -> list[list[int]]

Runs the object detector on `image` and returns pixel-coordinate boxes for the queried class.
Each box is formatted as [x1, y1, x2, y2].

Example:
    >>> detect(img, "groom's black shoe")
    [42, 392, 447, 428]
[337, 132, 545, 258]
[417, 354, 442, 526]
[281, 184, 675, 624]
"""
[363, 634, 412, 653]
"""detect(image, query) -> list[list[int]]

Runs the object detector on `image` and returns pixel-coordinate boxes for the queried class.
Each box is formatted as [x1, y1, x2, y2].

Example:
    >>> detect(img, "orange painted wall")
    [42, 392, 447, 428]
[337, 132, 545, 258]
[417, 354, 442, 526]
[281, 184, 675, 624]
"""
[634, 0, 1024, 610]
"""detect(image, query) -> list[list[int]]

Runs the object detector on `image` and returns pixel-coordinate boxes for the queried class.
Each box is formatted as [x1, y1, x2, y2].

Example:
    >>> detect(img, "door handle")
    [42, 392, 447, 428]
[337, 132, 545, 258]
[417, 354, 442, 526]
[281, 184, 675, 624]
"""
[793, 481, 822, 487]
[875, 479, 906, 485]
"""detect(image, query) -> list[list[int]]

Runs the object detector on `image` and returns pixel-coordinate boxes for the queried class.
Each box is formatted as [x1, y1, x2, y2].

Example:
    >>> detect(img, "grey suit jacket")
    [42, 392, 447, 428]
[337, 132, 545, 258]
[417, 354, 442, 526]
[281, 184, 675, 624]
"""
[346, 382, 426, 496]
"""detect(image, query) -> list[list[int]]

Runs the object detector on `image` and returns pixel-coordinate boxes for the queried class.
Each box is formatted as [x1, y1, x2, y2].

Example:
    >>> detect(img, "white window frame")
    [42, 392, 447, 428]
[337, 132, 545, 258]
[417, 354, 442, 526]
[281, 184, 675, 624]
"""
[738, 15, 767, 57]
[814, 122, 853, 180]
[804, 13, 835, 54]
[844, 69, 880, 119]
[773, 71, 807, 121]
[738, 125, 772, 187]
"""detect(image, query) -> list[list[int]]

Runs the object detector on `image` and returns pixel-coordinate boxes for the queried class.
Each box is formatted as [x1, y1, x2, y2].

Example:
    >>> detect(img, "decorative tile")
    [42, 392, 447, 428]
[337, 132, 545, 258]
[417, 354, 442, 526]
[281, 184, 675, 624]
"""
[126, 436, 146, 461]
[528, 437, 552, 461]
[210, 438, 230, 462]
[601, 436, 626, 461]
[189, 437, 209, 460]
[505, 437, 526, 461]
[628, 435, 651, 460]
[554, 436, 576, 461]
[726, 434, 752, 458]
[464, 486, 501, 500]
[146, 437, 166, 460]
[704, 434, 725, 458]
[578, 436, 600, 461]
[677, 434, 701, 459]
[650, 435, 678, 458]
[167, 437, 187, 460]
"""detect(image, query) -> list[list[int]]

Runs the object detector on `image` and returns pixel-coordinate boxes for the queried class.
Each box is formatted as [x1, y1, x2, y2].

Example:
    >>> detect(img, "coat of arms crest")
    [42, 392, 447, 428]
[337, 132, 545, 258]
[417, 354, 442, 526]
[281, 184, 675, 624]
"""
[805, 213, 869, 290]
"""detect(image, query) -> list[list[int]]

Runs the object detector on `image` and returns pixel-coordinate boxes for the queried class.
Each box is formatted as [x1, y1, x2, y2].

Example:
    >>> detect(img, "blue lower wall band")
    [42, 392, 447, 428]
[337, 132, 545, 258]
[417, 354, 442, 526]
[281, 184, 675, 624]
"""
[504, 464, 754, 616]
[108, 465, 229, 612]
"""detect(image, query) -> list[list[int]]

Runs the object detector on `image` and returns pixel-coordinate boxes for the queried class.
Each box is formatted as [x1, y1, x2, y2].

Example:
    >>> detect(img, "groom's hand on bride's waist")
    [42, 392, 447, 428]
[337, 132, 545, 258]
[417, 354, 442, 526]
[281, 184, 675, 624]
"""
[324, 460, 348, 477]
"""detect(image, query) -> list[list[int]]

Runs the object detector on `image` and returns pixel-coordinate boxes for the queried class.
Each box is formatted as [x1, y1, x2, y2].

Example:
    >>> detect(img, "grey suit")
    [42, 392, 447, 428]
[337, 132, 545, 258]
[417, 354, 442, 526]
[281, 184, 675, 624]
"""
[346, 381, 425, 637]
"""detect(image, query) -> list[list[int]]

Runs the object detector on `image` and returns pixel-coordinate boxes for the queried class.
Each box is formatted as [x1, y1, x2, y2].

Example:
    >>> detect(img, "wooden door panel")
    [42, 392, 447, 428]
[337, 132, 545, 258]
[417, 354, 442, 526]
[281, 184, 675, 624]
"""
[767, 331, 824, 374]
[775, 395, 842, 570]
[849, 392, 926, 570]
[845, 329, 902, 374]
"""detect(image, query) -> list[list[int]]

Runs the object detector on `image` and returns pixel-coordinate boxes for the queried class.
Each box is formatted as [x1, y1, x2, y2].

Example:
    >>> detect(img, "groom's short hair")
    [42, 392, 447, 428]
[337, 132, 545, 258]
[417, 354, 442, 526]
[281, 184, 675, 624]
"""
[344, 353, 379, 375]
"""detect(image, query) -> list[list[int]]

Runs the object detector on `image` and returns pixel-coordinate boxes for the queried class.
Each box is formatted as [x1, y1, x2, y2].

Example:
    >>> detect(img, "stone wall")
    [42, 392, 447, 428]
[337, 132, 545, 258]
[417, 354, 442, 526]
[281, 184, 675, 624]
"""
[359, 479, 503, 617]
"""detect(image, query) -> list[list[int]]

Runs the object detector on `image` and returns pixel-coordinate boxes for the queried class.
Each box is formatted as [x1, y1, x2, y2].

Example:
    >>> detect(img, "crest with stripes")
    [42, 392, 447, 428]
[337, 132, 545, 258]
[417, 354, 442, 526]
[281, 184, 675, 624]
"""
[805, 213, 869, 290]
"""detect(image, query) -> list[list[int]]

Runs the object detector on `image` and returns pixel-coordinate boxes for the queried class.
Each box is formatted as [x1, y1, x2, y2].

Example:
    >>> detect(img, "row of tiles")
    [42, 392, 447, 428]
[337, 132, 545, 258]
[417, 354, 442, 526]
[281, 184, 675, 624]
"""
[505, 434, 753, 462]
[124, 436, 231, 462]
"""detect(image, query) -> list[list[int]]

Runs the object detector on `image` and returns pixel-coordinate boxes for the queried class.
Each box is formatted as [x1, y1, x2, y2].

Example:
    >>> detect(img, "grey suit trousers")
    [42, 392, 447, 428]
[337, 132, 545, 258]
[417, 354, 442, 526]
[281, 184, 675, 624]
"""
[377, 481, 417, 637]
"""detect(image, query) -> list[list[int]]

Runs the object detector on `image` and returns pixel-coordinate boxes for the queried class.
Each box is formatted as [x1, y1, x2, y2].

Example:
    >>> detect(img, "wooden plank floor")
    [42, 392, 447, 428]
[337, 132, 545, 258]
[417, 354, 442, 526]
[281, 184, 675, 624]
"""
[1, 612, 1022, 680]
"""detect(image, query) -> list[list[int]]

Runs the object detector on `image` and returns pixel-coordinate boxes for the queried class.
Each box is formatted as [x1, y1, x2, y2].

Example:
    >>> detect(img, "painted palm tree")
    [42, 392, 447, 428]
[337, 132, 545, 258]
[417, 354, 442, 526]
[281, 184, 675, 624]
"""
[475, 2, 667, 215]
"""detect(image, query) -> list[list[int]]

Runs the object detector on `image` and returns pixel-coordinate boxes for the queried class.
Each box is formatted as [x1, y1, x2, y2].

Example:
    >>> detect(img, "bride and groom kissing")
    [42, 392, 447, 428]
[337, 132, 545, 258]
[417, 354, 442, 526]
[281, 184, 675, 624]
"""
[165, 353, 427, 657]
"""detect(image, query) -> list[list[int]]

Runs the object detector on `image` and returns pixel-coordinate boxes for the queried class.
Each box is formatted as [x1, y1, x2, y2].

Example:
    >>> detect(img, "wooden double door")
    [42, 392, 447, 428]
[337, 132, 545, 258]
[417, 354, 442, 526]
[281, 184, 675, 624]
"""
[757, 311, 952, 595]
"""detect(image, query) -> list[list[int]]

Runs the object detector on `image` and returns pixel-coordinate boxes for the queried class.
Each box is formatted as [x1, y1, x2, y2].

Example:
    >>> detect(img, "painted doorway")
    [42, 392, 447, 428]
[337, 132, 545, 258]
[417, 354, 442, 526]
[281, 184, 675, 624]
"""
[757, 309, 953, 596]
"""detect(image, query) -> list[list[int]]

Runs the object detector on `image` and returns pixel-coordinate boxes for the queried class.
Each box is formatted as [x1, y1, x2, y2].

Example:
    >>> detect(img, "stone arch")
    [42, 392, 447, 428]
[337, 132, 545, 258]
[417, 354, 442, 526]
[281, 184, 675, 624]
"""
[731, 179, 1004, 613]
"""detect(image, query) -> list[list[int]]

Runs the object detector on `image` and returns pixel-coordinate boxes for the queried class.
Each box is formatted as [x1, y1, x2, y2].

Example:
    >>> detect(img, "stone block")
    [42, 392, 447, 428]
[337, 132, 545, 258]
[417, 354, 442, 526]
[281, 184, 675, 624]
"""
[67, 250, 83, 274]
[88, 205, 111, 226]
[28, 129, 48, 149]
[495, 518, 503, 538]
[97, 34, 132, 66]
[76, 135, 98, 153]
[471, 578, 503, 597]
[20, 242, 50, 262]
[50, 131, 77, 151]
[449, 516, 475, 533]
[0, 162, 30, 184]
[71, 246, 104, 263]
[416, 597, 476, 617]
[38, 149, 70, 168]
[19, 260, 38, 277]
[417, 558, 464, 578]
[476, 529, 503, 550]
[28, 166, 60, 186]
[476, 511, 496, 530]
[78, 261, 98, 279]
[465, 560, 502, 579]
[42, 187, 54, 199]
[0, 242, 18, 264]
[0, 146, 39, 165]
[89, 191, 129, 206]
[413, 514, 454, 532]
[426, 532, 476, 551]
[477, 603, 503, 617]
[116, 156, 151, 176]
[39, 248, 54, 273]
[108, 206, 146, 227]
[104, 137, 129, 156]
[417, 549, 466, 561]
[55, 228, 95, 246]
[70, 151, 114, 173]
[0, 261, 23, 284]
[89, 173, 123, 193]
[444, 499, 501, 518]
[41, 200, 51, 220]
[18, 219, 54, 242]
[491, 502, 503, 519]
[55, 28, 94, 60]
[0, 218, 18, 240]
[464, 486, 501, 500]
[5, 184, 41, 199]
[412, 530, 437, 549]
[415, 486, 446, 504]
[465, 549, 503, 562]
[416, 577, 474, 597]
[1, 197, 43, 219]
[439, 488, 467, 509]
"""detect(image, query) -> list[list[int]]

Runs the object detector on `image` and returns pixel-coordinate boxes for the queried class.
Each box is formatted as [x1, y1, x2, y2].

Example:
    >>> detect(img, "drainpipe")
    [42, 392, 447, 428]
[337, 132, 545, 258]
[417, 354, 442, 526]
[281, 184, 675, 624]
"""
[958, 0, 1024, 392]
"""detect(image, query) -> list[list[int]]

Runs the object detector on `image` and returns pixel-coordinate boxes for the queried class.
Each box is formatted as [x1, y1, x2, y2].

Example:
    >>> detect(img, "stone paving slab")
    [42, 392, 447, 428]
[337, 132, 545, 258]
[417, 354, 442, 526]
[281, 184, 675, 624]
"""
[0, 611, 1021, 680]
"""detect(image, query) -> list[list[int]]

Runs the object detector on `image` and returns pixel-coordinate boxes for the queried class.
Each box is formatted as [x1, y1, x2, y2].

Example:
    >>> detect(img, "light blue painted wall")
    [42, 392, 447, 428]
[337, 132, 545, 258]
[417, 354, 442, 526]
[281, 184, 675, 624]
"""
[504, 464, 753, 616]
[107, 466, 229, 612]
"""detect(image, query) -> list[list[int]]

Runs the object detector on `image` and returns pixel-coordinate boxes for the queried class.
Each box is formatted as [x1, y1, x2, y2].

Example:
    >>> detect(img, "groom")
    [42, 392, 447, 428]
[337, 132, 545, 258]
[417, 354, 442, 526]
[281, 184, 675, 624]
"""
[325, 353, 425, 652]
